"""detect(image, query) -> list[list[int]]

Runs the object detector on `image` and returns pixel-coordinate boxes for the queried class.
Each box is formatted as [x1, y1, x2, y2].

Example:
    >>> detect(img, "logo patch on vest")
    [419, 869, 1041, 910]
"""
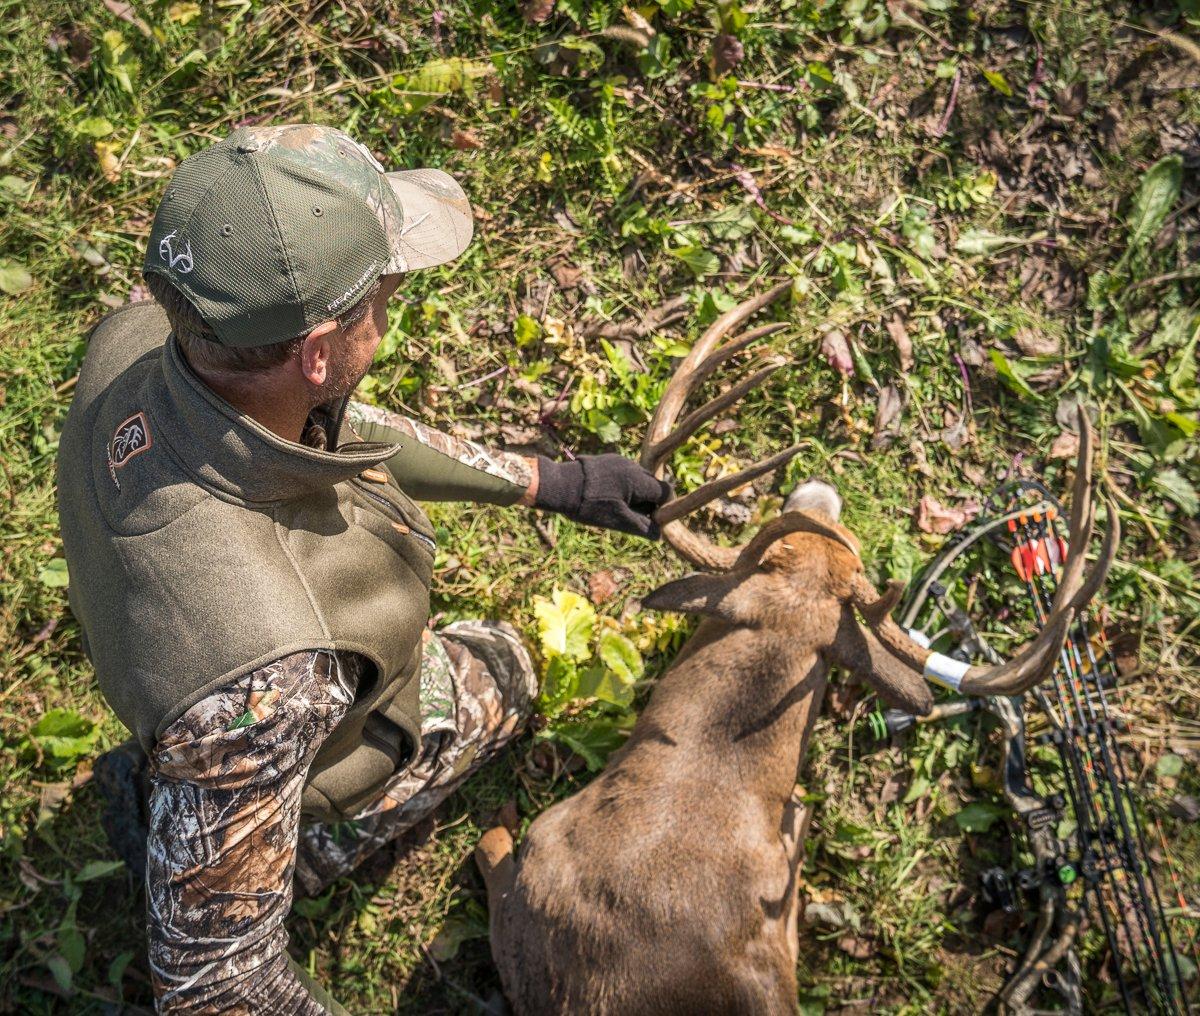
[107, 412, 152, 488]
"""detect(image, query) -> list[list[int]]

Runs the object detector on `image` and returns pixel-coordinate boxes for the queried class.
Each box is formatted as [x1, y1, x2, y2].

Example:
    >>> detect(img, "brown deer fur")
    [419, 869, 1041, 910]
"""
[477, 497, 934, 1016]
[476, 285, 1113, 1016]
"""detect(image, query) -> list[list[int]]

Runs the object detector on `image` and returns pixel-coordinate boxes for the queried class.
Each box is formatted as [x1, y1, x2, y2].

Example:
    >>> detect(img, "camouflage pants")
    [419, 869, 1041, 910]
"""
[294, 621, 536, 896]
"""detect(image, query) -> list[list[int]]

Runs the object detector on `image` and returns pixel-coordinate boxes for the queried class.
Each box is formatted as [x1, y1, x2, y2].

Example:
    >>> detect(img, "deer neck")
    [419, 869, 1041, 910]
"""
[632, 622, 829, 801]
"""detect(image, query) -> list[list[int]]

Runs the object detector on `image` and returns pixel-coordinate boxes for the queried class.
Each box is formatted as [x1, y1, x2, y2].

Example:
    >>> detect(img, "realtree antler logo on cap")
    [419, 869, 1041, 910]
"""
[158, 230, 195, 273]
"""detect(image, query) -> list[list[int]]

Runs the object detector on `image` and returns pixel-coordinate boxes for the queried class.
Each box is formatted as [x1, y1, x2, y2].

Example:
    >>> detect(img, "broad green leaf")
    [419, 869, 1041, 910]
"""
[1152, 470, 1198, 516]
[982, 69, 1013, 96]
[548, 715, 634, 771]
[1128, 155, 1182, 251]
[0, 175, 31, 202]
[1145, 308, 1197, 356]
[107, 951, 134, 988]
[32, 709, 92, 739]
[0, 261, 34, 294]
[1167, 324, 1199, 404]
[76, 859, 125, 882]
[798, 985, 831, 1016]
[1156, 753, 1185, 778]
[955, 800, 1006, 833]
[75, 116, 115, 139]
[670, 244, 720, 279]
[902, 774, 930, 805]
[45, 954, 73, 993]
[539, 655, 580, 715]
[533, 589, 595, 661]
[703, 205, 755, 241]
[598, 630, 644, 683]
[988, 348, 1038, 400]
[38, 557, 70, 587]
[58, 925, 86, 973]
[577, 663, 634, 708]
[29, 709, 99, 762]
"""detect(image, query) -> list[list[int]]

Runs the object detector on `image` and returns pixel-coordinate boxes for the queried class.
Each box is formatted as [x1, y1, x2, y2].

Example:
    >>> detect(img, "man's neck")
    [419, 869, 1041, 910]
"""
[187, 357, 311, 445]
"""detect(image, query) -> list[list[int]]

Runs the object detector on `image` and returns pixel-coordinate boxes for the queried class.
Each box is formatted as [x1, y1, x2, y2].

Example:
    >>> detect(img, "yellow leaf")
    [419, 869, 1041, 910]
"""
[533, 589, 595, 661]
[94, 141, 121, 182]
[168, 2, 201, 24]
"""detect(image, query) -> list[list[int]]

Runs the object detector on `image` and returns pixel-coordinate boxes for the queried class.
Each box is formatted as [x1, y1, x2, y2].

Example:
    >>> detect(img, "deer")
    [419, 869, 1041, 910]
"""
[476, 282, 1118, 1015]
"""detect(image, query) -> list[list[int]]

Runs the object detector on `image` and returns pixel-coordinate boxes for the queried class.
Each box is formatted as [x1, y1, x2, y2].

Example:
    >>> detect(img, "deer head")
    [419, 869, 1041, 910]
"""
[640, 282, 1119, 714]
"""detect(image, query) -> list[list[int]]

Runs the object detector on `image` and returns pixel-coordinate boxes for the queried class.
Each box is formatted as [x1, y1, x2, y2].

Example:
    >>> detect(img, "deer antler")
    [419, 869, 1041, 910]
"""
[640, 280, 799, 569]
[848, 407, 1118, 697]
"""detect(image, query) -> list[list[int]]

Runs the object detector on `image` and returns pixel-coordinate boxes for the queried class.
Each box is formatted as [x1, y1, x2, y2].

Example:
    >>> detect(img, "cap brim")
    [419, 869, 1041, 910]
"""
[381, 168, 473, 273]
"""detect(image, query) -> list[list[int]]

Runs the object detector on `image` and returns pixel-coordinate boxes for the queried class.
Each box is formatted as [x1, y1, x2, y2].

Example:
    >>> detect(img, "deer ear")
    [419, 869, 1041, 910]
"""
[643, 570, 765, 625]
[826, 609, 934, 716]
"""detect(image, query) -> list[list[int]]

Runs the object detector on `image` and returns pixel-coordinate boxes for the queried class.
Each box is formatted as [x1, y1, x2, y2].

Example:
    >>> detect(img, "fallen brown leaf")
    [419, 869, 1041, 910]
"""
[820, 329, 854, 376]
[1048, 430, 1079, 459]
[871, 383, 904, 449]
[550, 262, 584, 289]
[451, 128, 483, 150]
[916, 495, 981, 534]
[885, 314, 914, 371]
[587, 569, 620, 605]
[521, 0, 556, 23]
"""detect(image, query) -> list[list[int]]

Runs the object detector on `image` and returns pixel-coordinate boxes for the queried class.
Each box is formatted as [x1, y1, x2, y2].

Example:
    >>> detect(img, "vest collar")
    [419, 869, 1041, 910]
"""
[150, 335, 401, 504]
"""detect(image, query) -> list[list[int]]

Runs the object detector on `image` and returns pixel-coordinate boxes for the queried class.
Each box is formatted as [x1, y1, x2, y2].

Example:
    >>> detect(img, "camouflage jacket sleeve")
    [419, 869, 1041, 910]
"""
[146, 649, 356, 1015]
[344, 401, 535, 506]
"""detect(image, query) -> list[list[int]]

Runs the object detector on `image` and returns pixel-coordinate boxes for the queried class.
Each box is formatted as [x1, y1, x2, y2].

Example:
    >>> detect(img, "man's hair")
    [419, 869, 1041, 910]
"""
[146, 272, 382, 374]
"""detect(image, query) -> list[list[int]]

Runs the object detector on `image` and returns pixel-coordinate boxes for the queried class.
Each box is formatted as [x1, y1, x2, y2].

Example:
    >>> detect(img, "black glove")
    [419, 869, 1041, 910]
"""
[535, 454, 673, 539]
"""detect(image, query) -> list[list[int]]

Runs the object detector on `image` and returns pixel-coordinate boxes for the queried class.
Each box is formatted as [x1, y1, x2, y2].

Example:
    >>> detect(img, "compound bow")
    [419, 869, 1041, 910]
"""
[868, 477, 1193, 1014]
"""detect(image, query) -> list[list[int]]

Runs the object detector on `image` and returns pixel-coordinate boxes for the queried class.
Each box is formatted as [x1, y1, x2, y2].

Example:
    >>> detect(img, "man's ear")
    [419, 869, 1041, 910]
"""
[299, 320, 340, 386]
[643, 570, 767, 626]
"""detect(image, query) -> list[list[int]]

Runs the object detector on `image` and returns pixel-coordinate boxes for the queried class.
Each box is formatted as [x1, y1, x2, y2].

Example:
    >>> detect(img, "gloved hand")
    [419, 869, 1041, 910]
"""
[534, 454, 673, 539]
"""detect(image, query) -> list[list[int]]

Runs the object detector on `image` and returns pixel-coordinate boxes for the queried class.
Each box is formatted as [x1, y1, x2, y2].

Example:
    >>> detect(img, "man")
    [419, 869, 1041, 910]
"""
[57, 123, 671, 1013]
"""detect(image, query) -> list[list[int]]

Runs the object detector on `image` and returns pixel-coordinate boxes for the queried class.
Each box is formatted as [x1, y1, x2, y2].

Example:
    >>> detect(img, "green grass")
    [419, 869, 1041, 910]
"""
[1, 0, 1198, 1012]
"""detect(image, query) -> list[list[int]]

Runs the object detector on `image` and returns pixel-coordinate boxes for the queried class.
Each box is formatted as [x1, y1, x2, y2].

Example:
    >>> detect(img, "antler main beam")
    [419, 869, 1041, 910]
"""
[849, 406, 1118, 698]
[639, 280, 798, 569]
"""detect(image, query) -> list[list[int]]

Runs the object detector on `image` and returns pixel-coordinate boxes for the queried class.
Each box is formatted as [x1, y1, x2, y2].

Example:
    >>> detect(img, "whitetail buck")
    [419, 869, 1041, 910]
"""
[478, 283, 1117, 1015]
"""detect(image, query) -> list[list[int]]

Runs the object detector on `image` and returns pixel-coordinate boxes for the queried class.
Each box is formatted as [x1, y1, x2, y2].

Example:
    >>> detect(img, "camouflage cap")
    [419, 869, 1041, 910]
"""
[143, 123, 473, 348]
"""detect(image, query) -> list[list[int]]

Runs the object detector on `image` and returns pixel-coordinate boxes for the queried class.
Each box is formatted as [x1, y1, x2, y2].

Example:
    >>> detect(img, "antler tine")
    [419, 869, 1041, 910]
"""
[732, 509, 860, 569]
[639, 280, 794, 570]
[641, 279, 793, 473]
[645, 358, 787, 466]
[682, 321, 789, 394]
[655, 444, 806, 525]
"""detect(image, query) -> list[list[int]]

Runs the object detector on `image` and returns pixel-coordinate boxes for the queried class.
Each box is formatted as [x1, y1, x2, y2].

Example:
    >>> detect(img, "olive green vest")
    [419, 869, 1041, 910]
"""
[58, 302, 437, 822]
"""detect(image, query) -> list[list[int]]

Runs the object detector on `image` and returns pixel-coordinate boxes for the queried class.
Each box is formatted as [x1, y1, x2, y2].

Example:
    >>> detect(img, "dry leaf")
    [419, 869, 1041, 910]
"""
[713, 34, 744, 73]
[451, 128, 483, 150]
[1013, 326, 1060, 358]
[837, 934, 877, 959]
[871, 384, 904, 449]
[820, 329, 854, 376]
[550, 262, 584, 289]
[1048, 430, 1079, 459]
[885, 314, 914, 371]
[104, 0, 153, 36]
[521, 0, 556, 23]
[587, 569, 620, 605]
[95, 141, 121, 182]
[916, 495, 981, 534]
